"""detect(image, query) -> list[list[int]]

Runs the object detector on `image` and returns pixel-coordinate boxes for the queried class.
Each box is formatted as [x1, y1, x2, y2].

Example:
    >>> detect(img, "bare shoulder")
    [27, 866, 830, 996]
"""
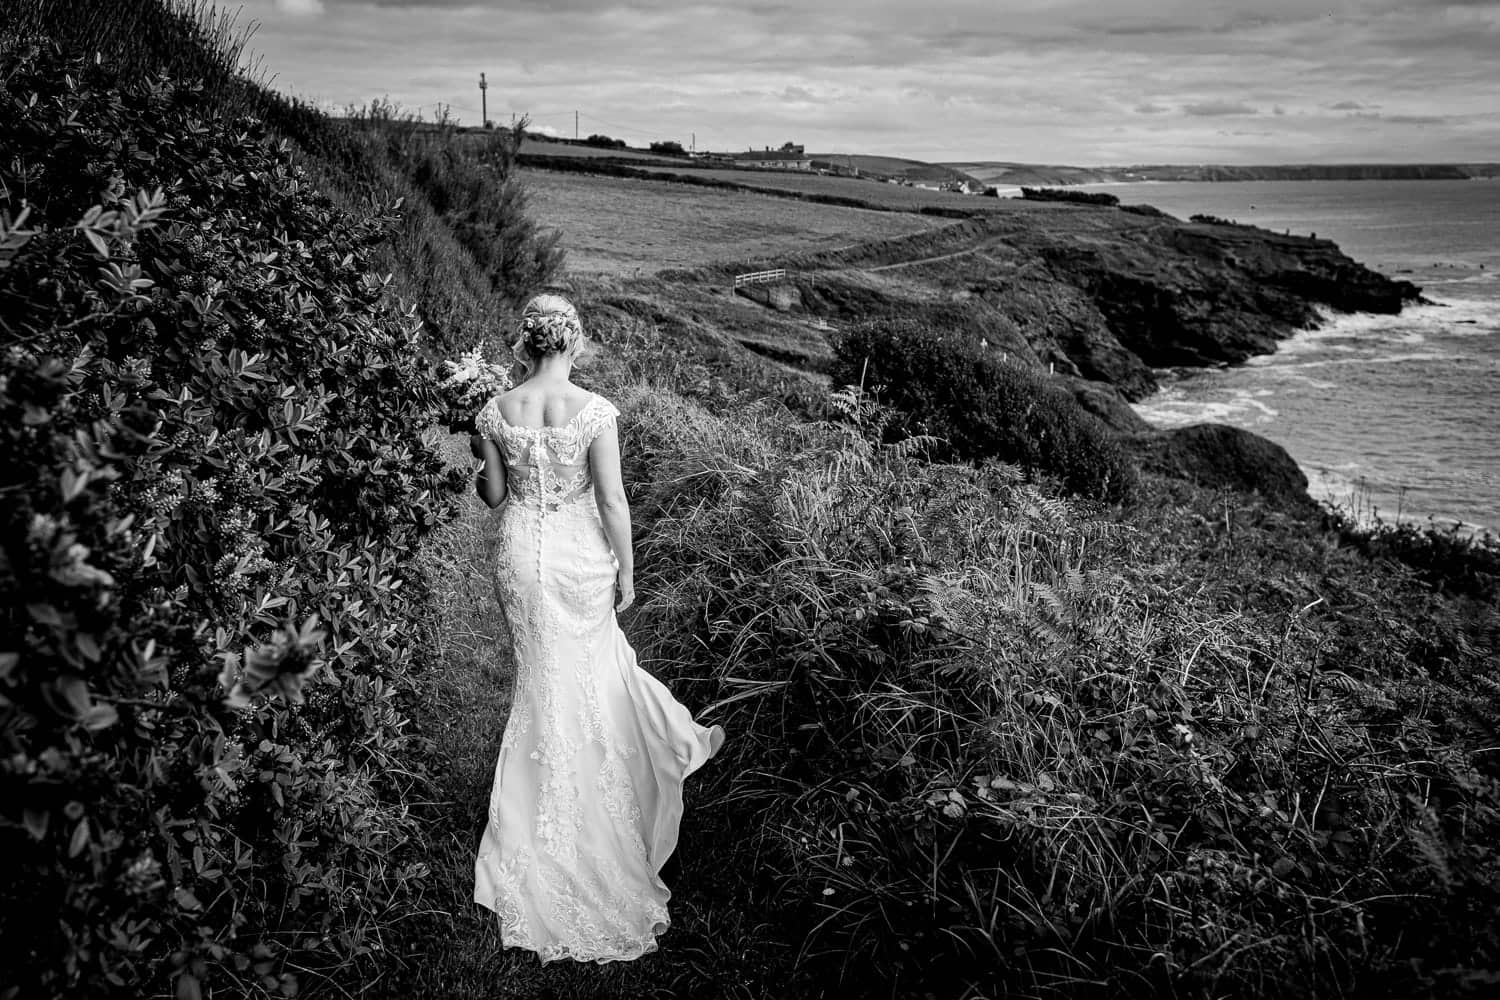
[499, 382, 600, 427]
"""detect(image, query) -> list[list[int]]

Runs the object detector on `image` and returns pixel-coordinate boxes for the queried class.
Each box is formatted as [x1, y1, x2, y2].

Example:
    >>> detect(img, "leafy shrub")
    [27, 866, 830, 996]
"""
[1121, 202, 1170, 218]
[649, 140, 688, 156]
[1021, 186, 1121, 206]
[5, 0, 268, 117]
[347, 107, 564, 312]
[583, 133, 627, 149]
[0, 41, 465, 998]
[830, 317, 1138, 502]
[1190, 212, 1237, 225]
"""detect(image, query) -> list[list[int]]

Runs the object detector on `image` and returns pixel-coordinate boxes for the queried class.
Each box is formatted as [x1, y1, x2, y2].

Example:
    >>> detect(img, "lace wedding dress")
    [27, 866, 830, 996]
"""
[472, 391, 725, 963]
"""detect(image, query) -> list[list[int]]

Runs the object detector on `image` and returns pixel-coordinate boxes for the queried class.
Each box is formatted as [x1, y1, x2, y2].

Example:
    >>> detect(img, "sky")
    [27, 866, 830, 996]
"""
[239, 0, 1500, 165]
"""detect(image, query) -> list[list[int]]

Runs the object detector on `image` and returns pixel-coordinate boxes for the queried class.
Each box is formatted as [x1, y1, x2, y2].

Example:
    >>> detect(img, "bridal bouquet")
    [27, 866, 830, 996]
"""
[437, 346, 511, 431]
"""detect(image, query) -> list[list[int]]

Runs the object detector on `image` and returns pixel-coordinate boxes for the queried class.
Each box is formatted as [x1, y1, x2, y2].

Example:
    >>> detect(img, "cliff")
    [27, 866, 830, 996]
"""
[719, 207, 1419, 403]
[663, 199, 1420, 508]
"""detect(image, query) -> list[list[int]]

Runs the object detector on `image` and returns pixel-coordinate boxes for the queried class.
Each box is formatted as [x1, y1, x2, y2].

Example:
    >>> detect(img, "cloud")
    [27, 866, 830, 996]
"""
[1182, 100, 1259, 116]
[1358, 112, 1452, 125]
[229, 0, 1500, 164]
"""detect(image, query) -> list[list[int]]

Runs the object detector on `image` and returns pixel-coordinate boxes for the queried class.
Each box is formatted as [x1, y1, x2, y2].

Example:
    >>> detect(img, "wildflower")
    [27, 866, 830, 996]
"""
[1170, 722, 1194, 747]
[120, 355, 153, 381]
[28, 512, 60, 547]
[120, 852, 163, 895]
[140, 470, 184, 515]
[54, 543, 115, 589]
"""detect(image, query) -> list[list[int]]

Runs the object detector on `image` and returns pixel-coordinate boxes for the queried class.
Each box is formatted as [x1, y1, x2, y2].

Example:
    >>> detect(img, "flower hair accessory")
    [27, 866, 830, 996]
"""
[516, 293, 584, 359]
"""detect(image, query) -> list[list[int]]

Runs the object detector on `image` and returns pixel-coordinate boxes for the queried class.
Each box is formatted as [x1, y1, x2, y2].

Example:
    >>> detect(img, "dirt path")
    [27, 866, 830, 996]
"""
[864, 245, 985, 271]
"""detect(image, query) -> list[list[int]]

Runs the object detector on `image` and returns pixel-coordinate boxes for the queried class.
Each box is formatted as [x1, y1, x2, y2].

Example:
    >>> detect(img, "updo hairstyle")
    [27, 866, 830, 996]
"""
[512, 293, 585, 372]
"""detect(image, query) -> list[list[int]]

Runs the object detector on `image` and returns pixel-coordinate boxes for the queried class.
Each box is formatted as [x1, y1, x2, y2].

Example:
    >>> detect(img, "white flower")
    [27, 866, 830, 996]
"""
[54, 543, 116, 589]
[28, 513, 61, 546]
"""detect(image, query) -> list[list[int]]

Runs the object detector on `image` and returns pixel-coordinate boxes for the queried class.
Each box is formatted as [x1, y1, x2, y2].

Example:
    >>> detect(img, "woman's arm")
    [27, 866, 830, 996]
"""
[471, 433, 507, 508]
[588, 424, 635, 612]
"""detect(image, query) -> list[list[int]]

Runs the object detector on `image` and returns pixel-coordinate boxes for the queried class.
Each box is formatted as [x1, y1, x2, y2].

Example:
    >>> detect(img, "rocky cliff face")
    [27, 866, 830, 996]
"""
[729, 207, 1421, 405]
[1018, 219, 1422, 395]
[699, 201, 1423, 507]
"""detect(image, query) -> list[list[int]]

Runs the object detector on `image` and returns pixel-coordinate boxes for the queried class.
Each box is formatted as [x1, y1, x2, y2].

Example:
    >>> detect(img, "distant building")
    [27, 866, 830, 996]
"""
[733, 142, 811, 171]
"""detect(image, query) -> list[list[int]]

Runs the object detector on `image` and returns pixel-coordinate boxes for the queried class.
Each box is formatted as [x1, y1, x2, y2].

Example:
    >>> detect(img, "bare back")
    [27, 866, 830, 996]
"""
[496, 382, 595, 431]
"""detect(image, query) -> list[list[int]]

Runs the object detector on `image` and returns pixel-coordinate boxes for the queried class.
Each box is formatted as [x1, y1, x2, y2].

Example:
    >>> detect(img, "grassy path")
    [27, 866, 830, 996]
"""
[385, 433, 780, 1000]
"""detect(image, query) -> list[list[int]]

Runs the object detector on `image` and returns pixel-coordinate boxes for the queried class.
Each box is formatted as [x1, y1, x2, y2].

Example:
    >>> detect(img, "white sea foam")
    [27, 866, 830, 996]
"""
[1267, 350, 1458, 371]
[1305, 297, 1498, 343]
[1423, 273, 1500, 287]
[1133, 385, 1279, 428]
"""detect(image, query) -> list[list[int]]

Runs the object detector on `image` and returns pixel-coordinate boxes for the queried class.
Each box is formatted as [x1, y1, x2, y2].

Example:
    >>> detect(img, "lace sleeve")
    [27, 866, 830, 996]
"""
[579, 394, 621, 448]
[475, 395, 504, 443]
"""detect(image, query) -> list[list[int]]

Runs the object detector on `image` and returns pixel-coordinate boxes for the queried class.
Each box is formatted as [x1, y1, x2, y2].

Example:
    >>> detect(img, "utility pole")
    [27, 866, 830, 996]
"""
[478, 72, 488, 128]
[575, 110, 579, 140]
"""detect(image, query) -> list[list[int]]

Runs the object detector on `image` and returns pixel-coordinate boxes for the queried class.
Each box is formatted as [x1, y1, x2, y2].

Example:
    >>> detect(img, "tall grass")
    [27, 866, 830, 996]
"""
[585, 364, 1499, 997]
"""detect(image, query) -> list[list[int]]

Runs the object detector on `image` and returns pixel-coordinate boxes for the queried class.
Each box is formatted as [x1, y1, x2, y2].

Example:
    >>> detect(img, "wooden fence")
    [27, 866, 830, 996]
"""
[732, 268, 786, 289]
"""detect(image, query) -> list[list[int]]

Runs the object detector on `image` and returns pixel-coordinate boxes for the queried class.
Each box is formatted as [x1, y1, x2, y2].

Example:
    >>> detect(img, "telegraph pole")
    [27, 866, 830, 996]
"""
[478, 72, 488, 127]
[575, 109, 579, 140]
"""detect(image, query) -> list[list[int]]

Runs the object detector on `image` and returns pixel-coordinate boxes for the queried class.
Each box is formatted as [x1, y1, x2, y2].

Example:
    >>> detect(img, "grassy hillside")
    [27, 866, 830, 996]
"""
[520, 168, 946, 275]
[946, 161, 1137, 187]
[807, 153, 982, 185]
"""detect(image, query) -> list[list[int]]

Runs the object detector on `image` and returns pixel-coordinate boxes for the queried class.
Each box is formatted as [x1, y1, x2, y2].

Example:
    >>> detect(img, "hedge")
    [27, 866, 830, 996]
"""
[1, 41, 464, 998]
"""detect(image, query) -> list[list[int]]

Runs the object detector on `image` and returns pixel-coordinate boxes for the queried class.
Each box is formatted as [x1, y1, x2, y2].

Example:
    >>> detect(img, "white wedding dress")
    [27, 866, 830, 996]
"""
[472, 391, 724, 963]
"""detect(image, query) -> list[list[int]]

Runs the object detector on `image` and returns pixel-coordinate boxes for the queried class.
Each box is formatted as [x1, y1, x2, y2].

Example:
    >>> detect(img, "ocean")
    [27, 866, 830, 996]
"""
[1095, 179, 1500, 533]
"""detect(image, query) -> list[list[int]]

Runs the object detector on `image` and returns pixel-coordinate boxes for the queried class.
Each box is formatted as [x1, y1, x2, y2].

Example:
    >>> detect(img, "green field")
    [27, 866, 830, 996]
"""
[521, 168, 949, 275]
[625, 163, 1001, 211]
[517, 136, 685, 164]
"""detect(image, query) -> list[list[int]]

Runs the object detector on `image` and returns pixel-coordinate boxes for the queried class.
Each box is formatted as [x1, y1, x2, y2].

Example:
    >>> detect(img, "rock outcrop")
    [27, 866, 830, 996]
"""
[737, 209, 1420, 406]
[1127, 424, 1318, 513]
[684, 200, 1421, 507]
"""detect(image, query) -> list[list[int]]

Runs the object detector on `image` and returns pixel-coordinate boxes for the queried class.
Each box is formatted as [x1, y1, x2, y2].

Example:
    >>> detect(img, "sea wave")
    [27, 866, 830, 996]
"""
[1253, 297, 1499, 364]
[1263, 350, 1458, 371]
[1421, 272, 1500, 286]
[1132, 385, 1279, 427]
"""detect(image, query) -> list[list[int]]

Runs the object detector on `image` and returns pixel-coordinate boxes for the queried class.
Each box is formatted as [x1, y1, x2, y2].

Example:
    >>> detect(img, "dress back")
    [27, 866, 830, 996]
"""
[476, 392, 620, 510]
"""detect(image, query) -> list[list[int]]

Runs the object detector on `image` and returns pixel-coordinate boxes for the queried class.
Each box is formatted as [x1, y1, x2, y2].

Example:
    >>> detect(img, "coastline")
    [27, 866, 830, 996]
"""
[1131, 292, 1499, 534]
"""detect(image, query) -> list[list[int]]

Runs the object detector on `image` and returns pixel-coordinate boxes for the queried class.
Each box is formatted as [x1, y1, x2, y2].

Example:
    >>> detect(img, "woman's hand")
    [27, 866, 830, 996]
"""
[615, 569, 635, 613]
[469, 433, 486, 459]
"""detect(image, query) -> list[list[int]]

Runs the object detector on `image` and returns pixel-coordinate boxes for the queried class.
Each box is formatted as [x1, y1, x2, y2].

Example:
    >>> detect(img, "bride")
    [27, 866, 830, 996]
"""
[468, 293, 724, 963]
